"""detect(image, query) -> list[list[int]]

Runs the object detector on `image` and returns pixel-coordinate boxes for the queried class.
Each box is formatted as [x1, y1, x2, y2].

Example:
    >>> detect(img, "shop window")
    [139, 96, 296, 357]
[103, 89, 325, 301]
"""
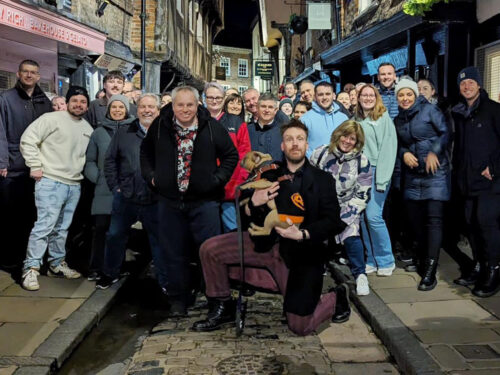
[476, 42, 500, 103]
[176, 0, 183, 17]
[220, 57, 230, 77]
[238, 59, 248, 77]
[196, 13, 203, 44]
[188, 1, 194, 33]
[238, 86, 248, 96]
[359, 0, 373, 13]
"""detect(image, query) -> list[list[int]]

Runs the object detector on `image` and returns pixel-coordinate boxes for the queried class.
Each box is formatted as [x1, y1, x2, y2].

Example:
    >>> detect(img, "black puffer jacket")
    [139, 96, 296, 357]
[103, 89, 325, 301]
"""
[104, 119, 156, 205]
[140, 104, 238, 206]
[452, 89, 500, 196]
[0, 82, 52, 176]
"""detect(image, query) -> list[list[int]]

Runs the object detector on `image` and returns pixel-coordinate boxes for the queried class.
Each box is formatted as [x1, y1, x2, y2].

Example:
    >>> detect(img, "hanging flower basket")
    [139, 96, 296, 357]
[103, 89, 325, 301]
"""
[403, 0, 450, 16]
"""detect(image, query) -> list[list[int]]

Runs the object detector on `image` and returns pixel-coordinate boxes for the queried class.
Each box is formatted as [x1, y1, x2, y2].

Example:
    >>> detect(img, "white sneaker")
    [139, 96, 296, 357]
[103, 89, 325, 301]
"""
[356, 274, 370, 296]
[48, 261, 81, 279]
[377, 264, 396, 277]
[22, 268, 40, 291]
[365, 264, 377, 274]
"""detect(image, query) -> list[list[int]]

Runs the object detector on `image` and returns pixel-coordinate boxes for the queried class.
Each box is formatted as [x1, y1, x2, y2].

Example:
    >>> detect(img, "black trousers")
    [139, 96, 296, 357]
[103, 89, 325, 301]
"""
[158, 199, 221, 300]
[89, 214, 111, 274]
[0, 175, 35, 267]
[405, 200, 445, 260]
[464, 193, 500, 265]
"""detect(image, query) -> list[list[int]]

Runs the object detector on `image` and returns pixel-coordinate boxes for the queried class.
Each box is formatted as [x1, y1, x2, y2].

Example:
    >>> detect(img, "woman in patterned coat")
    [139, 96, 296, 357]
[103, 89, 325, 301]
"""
[310, 120, 373, 295]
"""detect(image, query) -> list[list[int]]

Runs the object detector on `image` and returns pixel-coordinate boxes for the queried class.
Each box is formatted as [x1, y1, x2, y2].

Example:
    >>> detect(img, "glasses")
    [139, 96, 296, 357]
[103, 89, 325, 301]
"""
[20, 70, 40, 76]
[206, 96, 224, 102]
[360, 94, 376, 98]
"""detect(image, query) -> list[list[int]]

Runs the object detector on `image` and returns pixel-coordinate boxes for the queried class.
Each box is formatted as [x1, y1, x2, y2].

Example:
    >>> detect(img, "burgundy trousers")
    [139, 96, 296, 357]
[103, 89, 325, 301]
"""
[200, 232, 336, 336]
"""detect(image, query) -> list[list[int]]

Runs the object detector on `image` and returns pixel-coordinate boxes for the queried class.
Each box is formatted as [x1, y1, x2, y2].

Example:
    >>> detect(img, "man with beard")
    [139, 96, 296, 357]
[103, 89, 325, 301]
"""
[0, 59, 52, 270]
[19, 86, 93, 291]
[300, 82, 348, 157]
[192, 119, 350, 336]
[86, 70, 137, 128]
[97, 93, 163, 289]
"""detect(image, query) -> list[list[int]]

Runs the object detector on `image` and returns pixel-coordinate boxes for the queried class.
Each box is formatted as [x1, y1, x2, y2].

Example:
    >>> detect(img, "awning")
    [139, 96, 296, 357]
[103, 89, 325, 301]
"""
[321, 12, 423, 68]
[292, 67, 317, 83]
[0, 0, 106, 54]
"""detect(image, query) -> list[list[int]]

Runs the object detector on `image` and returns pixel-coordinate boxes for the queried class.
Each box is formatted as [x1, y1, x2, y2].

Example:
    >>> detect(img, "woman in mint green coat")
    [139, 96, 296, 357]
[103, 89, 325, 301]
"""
[354, 84, 398, 276]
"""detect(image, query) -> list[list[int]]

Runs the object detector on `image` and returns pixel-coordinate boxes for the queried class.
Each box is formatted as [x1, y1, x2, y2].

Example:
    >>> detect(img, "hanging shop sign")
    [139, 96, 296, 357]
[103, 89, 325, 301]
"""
[255, 61, 274, 80]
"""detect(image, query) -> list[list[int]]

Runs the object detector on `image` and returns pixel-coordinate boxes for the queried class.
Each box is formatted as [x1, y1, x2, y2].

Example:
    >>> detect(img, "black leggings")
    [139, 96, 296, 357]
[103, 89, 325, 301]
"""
[405, 200, 445, 260]
[89, 214, 111, 273]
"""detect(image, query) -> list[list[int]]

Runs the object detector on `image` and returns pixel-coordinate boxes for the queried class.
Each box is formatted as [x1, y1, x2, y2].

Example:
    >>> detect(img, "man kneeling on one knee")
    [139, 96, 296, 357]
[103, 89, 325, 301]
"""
[192, 119, 351, 336]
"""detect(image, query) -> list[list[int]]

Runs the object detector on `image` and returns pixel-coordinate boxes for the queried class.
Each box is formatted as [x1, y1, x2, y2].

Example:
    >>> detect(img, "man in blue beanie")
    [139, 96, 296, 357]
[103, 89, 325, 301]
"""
[451, 66, 500, 298]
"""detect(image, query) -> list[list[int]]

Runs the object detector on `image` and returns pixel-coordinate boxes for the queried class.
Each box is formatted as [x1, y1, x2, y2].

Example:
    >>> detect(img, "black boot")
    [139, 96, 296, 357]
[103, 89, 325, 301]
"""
[331, 284, 351, 323]
[472, 264, 500, 298]
[418, 258, 438, 291]
[454, 262, 480, 286]
[191, 298, 236, 331]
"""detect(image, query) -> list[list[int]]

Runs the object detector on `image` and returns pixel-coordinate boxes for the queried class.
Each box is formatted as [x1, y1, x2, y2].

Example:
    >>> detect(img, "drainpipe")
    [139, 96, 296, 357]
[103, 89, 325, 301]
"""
[335, 0, 341, 44]
[140, 0, 146, 89]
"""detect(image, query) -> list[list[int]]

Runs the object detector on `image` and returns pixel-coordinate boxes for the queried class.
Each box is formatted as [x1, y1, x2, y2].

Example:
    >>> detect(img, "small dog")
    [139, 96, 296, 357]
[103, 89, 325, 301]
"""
[239, 151, 300, 236]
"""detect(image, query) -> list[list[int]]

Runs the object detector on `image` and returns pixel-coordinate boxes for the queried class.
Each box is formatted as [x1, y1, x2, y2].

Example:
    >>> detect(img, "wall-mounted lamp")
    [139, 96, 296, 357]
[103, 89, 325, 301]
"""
[96, 0, 109, 17]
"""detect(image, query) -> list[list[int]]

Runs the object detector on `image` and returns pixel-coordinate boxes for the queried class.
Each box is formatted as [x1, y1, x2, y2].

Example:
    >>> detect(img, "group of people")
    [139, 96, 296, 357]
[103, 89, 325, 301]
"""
[0, 57, 499, 337]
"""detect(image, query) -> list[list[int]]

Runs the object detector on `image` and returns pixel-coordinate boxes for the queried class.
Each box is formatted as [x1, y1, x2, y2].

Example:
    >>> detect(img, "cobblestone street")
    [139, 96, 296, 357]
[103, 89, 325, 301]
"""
[125, 287, 399, 375]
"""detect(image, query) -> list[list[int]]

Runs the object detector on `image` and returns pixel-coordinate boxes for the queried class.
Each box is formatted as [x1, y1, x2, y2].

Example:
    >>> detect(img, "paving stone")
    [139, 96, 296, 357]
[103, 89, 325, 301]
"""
[475, 296, 500, 320]
[1, 277, 94, 299]
[163, 358, 191, 366]
[414, 328, 500, 344]
[490, 342, 500, 354]
[450, 370, 500, 374]
[427, 344, 469, 370]
[0, 322, 59, 356]
[0, 296, 84, 323]
[469, 360, 500, 368]
[375, 285, 468, 303]
[0, 271, 14, 293]
[128, 369, 164, 375]
[11, 366, 50, 375]
[388, 300, 499, 330]
[453, 344, 500, 360]
[367, 274, 419, 289]
[331, 362, 400, 375]
[0, 366, 17, 375]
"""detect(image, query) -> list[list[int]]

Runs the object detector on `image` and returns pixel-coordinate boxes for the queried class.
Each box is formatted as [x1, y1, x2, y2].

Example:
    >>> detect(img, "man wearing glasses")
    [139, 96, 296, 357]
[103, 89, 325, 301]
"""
[0, 59, 52, 270]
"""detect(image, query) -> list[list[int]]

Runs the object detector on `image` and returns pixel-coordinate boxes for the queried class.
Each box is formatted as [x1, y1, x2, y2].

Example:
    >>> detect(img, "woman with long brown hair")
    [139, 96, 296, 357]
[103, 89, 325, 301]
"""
[354, 84, 398, 277]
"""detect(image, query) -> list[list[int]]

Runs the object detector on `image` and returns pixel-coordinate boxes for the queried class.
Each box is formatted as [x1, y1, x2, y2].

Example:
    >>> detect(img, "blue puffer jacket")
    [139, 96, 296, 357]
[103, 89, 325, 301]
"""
[394, 95, 451, 201]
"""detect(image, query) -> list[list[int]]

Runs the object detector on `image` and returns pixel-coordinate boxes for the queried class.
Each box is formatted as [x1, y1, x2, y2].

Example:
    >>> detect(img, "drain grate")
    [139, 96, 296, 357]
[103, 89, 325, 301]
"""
[216, 355, 284, 375]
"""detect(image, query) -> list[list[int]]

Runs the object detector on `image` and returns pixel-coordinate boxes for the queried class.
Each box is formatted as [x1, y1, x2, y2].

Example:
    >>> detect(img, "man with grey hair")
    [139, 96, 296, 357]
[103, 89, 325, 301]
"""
[97, 93, 162, 289]
[141, 86, 238, 316]
[247, 93, 284, 161]
[243, 87, 290, 126]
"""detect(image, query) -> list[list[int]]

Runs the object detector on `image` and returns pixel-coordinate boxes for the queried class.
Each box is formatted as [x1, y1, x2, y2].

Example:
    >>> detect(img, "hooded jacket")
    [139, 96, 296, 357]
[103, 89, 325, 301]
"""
[84, 115, 135, 215]
[0, 82, 52, 176]
[394, 95, 450, 201]
[140, 104, 238, 206]
[451, 89, 500, 196]
[300, 101, 348, 157]
[377, 84, 399, 120]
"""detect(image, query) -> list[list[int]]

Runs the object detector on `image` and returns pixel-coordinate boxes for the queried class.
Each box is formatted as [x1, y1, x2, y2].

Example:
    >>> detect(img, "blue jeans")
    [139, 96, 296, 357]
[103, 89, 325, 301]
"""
[361, 167, 395, 269]
[221, 201, 237, 232]
[344, 236, 365, 278]
[24, 177, 80, 271]
[104, 193, 164, 285]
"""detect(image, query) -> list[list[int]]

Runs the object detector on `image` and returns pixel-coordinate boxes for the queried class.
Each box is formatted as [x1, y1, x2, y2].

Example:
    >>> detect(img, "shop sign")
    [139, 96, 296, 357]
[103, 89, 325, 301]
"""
[215, 66, 226, 80]
[255, 61, 274, 80]
[94, 54, 135, 74]
[307, 3, 332, 30]
[0, 0, 106, 53]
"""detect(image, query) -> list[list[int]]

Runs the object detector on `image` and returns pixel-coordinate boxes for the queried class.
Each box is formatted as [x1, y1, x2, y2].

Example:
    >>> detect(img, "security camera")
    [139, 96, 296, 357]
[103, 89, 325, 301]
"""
[96, 0, 109, 17]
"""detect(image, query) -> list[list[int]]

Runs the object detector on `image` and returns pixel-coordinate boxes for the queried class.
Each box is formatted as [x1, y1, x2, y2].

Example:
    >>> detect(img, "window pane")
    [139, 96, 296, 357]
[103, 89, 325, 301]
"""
[238, 59, 248, 77]
[220, 57, 231, 76]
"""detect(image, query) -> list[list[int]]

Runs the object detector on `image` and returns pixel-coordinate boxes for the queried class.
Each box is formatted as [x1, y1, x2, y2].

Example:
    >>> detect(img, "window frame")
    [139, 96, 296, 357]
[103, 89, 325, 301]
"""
[238, 58, 249, 78]
[220, 57, 231, 77]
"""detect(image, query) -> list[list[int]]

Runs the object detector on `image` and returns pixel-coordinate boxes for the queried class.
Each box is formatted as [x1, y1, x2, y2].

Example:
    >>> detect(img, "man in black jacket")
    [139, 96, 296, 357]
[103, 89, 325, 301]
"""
[0, 59, 52, 269]
[140, 86, 238, 316]
[97, 93, 162, 289]
[452, 66, 500, 297]
[192, 119, 350, 335]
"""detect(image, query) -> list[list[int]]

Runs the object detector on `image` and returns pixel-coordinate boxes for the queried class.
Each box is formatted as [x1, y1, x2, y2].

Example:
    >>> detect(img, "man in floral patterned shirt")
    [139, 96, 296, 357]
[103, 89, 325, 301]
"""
[140, 86, 238, 317]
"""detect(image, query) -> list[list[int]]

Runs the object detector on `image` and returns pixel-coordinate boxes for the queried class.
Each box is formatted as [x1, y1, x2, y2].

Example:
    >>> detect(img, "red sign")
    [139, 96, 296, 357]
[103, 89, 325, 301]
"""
[0, 0, 106, 53]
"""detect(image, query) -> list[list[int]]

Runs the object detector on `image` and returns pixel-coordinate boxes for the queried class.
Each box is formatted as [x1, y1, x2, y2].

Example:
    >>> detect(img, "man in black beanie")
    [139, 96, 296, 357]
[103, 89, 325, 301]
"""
[19, 86, 93, 291]
[452, 66, 500, 297]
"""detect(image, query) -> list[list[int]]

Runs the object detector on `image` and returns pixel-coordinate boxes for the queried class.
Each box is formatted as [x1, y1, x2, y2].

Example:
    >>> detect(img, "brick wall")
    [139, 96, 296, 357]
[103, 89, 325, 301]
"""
[212, 46, 252, 91]
[72, 0, 133, 45]
[130, 0, 157, 52]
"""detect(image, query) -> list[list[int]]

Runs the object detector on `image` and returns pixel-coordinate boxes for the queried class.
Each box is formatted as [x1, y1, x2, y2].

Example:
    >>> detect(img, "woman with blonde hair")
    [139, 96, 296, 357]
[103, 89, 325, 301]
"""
[354, 84, 398, 276]
[310, 120, 373, 295]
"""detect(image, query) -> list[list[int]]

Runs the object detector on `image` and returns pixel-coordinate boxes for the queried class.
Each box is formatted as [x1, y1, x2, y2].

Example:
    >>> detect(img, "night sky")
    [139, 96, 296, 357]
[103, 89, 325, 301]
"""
[214, 0, 258, 48]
